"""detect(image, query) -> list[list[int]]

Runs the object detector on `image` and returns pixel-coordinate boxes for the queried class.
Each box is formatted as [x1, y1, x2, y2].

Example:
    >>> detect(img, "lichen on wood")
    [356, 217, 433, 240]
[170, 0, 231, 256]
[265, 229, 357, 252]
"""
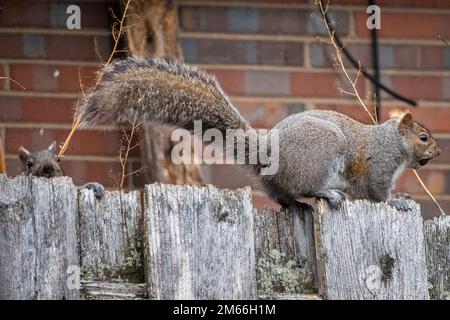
[424, 215, 450, 300]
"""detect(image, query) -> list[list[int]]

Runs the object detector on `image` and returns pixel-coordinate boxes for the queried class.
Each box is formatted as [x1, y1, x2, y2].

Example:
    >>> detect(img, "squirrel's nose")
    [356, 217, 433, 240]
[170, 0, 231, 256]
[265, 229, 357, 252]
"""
[43, 164, 54, 174]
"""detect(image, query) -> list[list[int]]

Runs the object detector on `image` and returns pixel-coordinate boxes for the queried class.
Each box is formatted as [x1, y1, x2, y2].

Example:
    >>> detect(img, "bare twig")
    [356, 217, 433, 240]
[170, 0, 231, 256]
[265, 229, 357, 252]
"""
[317, 0, 446, 215]
[118, 120, 144, 188]
[438, 36, 449, 46]
[0, 77, 26, 90]
[59, 0, 133, 158]
[0, 137, 6, 174]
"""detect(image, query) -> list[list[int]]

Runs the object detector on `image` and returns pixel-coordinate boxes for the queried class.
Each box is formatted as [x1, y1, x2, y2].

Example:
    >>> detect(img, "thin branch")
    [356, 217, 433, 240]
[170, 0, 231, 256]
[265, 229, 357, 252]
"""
[438, 36, 449, 46]
[317, 0, 446, 216]
[317, 0, 376, 124]
[58, 0, 133, 158]
[0, 77, 26, 90]
[119, 119, 143, 188]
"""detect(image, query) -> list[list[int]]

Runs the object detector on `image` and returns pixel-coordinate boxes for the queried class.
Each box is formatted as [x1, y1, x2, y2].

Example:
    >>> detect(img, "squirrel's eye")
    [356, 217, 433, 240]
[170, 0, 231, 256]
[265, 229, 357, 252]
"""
[419, 133, 429, 142]
[27, 159, 34, 168]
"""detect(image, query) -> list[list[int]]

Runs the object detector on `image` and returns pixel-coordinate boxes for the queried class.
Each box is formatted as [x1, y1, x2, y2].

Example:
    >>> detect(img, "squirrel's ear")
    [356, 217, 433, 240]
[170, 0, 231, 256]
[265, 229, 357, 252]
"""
[391, 110, 413, 129]
[18, 146, 31, 162]
[48, 141, 57, 154]
[399, 112, 413, 127]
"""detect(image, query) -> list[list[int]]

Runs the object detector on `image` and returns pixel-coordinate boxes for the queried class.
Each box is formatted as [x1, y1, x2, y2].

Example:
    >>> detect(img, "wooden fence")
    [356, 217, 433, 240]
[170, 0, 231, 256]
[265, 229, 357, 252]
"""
[0, 174, 448, 300]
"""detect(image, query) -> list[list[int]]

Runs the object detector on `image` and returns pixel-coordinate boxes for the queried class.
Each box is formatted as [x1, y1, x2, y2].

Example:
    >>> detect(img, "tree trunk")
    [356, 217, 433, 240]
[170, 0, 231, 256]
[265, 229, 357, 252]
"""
[126, 0, 202, 185]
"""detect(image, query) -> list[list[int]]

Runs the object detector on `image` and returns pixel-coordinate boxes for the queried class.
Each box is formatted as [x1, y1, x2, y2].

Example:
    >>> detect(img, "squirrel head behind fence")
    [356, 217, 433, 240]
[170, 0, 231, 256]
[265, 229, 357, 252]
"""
[18, 142, 64, 178]
[390, 110, 441, 169]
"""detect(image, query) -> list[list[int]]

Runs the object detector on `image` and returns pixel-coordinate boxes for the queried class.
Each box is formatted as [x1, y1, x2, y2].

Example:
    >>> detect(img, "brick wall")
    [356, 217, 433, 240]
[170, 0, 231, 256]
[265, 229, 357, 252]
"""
[1, 0, 449, 218]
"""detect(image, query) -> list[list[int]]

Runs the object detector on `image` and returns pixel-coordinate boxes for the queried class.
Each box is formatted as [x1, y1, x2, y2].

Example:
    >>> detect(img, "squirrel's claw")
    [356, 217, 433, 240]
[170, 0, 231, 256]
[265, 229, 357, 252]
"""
[316, 189, 347, 210]
[82, 182, 105, 200]
[388, 193, 413, 212]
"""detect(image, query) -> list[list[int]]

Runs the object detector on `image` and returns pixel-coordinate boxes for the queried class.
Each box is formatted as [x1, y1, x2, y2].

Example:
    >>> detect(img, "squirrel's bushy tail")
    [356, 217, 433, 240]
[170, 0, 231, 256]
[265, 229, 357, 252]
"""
[77, 56, 250, 134]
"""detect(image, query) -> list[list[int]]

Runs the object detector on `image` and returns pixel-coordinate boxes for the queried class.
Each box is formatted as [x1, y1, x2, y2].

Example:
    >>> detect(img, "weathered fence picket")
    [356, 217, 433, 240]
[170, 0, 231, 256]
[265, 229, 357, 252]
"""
[78, 189, 143, 283]
[0, 175, 79, 300]
[313, 199, 429, 300]
[0, 175, 448, 300]
[254, 205, 316, 297]
[424, 216, 450, 300]
[144, 184, 256, 299]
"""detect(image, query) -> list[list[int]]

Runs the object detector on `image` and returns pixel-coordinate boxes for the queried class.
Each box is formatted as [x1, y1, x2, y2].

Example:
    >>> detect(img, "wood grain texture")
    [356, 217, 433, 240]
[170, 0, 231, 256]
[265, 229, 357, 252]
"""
[424, 215, 450, 300]
[78, 189, 143, 282]
[314, 199, 429, 300]
[81, 281, 147, 300]
[144, 183, 256, 299]
[254, 205, 316, 295]
[0, 175, 79, 300]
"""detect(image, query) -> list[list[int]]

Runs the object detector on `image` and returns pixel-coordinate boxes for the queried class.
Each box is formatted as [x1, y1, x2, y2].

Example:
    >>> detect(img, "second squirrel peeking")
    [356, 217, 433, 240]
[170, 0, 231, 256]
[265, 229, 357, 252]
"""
[78, 57, 440, 210]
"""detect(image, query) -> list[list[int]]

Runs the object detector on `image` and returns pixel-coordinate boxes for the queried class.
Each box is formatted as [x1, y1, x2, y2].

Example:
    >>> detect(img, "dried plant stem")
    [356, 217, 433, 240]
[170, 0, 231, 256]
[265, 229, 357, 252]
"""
[119, 120, 143, 188]
[317, 0, 445, 215]
[0, 77, 26, 90]
[58, 0, 133, 158]
[0, 137, 6, 174]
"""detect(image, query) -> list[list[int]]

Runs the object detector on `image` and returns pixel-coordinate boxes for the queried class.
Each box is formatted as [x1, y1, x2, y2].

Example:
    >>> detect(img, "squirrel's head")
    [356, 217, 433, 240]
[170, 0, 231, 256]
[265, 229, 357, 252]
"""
[391, 110, 441, 169]
[18, 142, 64, 178]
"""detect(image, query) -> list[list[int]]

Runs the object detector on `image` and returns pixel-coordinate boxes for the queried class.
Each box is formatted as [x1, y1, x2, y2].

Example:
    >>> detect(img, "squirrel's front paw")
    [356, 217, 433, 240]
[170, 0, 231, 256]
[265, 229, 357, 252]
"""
[388, 193, 413, 211]
[82, 182, 105, 200]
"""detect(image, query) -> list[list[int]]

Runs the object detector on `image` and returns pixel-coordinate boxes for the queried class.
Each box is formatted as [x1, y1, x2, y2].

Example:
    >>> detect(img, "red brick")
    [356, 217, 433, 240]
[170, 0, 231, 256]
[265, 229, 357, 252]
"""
[1, 1, 111, 29]
[355, 12, 450, 39]
[10, 64, 98, 92]
[390, 75, 442, 100]
[0, 96, 76, 123]
[395, 169, 449, 196]
[0, 34, 23, 59]
[62, 160, 124, 188]
[58, 65, 99, 92]
[419, 46, 445, 69]
[0, 1, 49, 28]
[45, 35, 112, 62]
[205, 69, 245, 95]
[291, 72, 365, 98]
[343, 0, 450, 9]
[433, 139, 450, 165]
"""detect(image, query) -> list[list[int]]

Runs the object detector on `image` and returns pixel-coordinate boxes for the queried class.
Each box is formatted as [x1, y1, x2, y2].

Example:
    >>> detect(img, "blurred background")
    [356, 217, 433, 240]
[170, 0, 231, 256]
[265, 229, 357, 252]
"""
[0, 0, 449, 218]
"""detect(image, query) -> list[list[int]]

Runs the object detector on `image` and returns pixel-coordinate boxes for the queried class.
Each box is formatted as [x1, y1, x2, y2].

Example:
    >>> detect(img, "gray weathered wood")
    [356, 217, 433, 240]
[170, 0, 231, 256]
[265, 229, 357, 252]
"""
[78, 189, 142, 282]
[254, 205, 316, 295]
[81, 281, 147, 300]
[0, 175, 79, 300]
[144, 183, 256, 299]
[314, 199, 429, 300]
[292, 205, 317, 285]
[424, 215, 450, 300]
[258, 293, 322, 300]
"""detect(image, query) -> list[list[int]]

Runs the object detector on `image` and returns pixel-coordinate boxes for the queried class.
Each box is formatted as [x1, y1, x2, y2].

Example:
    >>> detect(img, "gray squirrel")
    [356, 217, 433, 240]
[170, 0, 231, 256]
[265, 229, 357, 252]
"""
[77, 56, 440, 210]
[18, 142, 105, 199]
